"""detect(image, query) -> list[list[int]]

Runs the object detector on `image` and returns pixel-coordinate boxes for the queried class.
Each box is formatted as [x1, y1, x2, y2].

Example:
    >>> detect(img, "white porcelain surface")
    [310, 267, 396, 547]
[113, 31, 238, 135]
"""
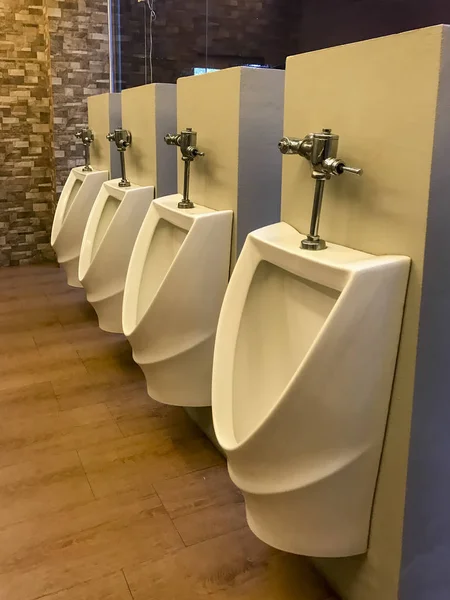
[212, 221, 410, 557]
[79, 179, 154, 333]
[123, 193, 232, 407]
[51, 167, 108, 287]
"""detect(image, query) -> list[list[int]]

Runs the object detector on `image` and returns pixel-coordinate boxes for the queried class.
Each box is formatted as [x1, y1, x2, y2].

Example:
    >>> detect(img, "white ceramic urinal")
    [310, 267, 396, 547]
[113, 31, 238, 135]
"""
[123, 194, 232, 407]
[78, 179, 154, 333]
[51, 167, 108, 287]
[212, 222, 410, 558]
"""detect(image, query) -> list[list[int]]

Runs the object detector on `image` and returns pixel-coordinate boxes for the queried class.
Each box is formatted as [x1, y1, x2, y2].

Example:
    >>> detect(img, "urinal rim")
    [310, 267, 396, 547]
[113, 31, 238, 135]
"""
[214, 244, 353, 453]
[78, 181, 155, 284]
[213, 223, 409, 454]
[51, 168, 109, 247]
[78, 184, 125, 282]
[122, 199, 195, 336]
[51, 168, 88, 246]
[123, 195, 233, 337]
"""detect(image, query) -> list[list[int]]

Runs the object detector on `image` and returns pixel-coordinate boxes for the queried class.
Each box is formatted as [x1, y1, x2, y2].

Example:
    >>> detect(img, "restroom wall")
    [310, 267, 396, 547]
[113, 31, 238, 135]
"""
[111, 0, 301, 90]
[281, 25, 445, 600]
[121, 83, 177, 194]
[0, 0, 110, 266]
[177, 67, 284, 264]
[46, 0, 110, 194]
[296, 0, 450, 53]
[0, 0, 55, 266]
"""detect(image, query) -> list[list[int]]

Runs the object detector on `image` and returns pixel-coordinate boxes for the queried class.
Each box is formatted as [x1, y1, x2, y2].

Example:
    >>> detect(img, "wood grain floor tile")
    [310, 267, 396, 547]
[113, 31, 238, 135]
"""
[59, 403, 113, 425]
[115, 400, 205, 438]
[33, 332, 81, 362]
[0, 308, 61, 335]
[69, 328, 130, 361]
[104, 381, 157, 421]
[155, 461, 246, 546]
[0, 381, 59, 419]
[0, 332, 37, 357]
[54, 302, 98, 327]
[82, 353, 145, 385]
[125, 528, 334, 600]
[51, 373, 137, 411]
[79, 427, 222, 499]
[45, 287, 86, 309]
[0, 491, 183, 600]
[0, 266, 332, 600]
[173, 500, 248, 546]
[31, 322, 70, 347]
[154, 465, 240, 519]
[0, 451, 94, 528]
[0, 406, 123, 468]
[37, 572, 133, 600]
[0, 351, 88, 392]
[154, 465, 246, 545]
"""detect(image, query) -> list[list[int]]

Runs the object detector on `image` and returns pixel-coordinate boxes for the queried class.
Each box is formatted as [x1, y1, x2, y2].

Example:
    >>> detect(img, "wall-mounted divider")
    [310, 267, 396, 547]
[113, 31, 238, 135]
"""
[279, 24, 450, 600]
[121, 83, 177, 196]
[88, 92, 122, 178]
[177, 66, 285, 264]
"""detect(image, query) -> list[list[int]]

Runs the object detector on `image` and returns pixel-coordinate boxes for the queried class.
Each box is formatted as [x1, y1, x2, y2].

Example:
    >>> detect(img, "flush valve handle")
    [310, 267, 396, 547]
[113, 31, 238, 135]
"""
[322, 157, 363, 177]
[183, 146, 205, 160]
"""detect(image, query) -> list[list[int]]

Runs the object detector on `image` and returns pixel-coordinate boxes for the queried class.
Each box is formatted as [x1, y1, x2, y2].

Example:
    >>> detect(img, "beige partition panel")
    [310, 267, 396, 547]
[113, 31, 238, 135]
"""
[87, 92, 121, 178]
[177, 67, 285, 263]
[282, 25, 449, 600]
[121, 83, 177, 195]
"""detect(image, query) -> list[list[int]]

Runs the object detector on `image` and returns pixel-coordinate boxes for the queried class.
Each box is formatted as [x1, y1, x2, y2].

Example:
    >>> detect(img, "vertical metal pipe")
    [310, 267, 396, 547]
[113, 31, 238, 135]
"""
[119, 152, 129, 186]
[83, 144, 92, 171]
[309, 179, 325, 238]
[183, 160, 190, 202]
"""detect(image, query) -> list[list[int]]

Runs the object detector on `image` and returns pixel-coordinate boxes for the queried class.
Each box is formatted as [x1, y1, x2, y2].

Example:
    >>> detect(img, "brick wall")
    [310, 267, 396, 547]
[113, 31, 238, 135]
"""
[47, 0, 110, 194]
[112, 0, 302, 91]
[0, 0, 55, 266]
[296, 0, 450, 54]
[113, 0, 450, 92]
[0, 0, 110, 266]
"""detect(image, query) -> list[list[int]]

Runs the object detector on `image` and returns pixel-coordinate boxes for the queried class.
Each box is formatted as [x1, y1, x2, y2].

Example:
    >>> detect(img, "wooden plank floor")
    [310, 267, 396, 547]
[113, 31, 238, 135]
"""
[0, 265, 336, 600]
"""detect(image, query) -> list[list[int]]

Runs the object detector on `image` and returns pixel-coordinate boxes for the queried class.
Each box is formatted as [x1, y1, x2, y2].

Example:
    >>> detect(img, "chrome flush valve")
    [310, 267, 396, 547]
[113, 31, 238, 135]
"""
[164, 128, 205, 209]
[106, 129, 132, 187]
[279, 128, 363, 250]
[75, 128, 94, 172]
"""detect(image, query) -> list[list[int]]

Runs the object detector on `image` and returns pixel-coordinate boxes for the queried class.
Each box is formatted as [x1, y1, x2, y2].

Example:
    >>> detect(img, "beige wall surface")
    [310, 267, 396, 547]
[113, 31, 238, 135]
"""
[282, 26, 444, 600]
[177, 68, 242, 214]
[177, 67, 284, 262]
[122, 84, 158, 188]
[88, 92, 121, 176]
[121, 83, 177, 193]
[177, 68, 242, 261]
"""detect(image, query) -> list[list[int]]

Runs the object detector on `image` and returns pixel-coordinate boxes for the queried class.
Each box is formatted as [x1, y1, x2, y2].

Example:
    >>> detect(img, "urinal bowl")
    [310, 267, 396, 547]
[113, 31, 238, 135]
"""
[212, 222, 410, 557]
[51, 167, 109, 287]
[123, 194, 233, 407]
[78, 179, 154, 333]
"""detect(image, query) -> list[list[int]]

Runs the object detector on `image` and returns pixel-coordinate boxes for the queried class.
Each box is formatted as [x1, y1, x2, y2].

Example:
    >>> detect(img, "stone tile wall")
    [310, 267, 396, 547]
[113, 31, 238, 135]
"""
[0, 0, 109, 266]
[47, 0, 110, 194]
[112, 0, 302, 90]
[0, 0, 55, 266]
